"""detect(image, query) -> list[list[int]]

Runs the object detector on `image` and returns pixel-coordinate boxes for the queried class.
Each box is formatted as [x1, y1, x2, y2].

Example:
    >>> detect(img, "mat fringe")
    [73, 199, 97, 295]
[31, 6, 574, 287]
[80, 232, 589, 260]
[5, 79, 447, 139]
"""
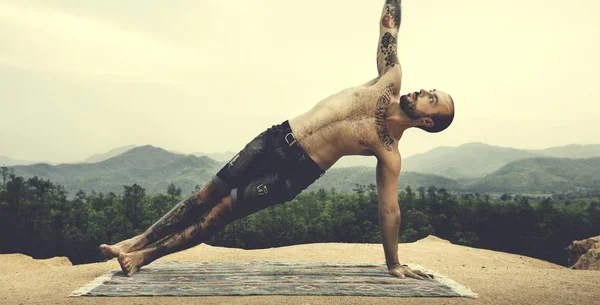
[411, 264, 479, 298]
[69, 270, 117, 297]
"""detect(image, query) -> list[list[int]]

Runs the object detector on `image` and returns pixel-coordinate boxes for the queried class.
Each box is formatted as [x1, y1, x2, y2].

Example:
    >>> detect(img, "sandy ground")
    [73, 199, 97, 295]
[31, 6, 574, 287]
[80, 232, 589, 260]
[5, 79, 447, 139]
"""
[1, 236, 598, 305]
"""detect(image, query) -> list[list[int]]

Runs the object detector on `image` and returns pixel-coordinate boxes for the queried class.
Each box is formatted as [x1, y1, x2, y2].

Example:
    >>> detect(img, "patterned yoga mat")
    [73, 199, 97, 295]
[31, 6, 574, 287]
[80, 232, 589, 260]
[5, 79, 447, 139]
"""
[70, 261, 477, 298]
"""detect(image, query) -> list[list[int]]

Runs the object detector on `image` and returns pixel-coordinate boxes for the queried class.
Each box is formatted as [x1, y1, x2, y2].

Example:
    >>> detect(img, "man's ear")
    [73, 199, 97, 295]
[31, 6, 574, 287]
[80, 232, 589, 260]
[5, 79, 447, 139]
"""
[420, 117, 434, 128]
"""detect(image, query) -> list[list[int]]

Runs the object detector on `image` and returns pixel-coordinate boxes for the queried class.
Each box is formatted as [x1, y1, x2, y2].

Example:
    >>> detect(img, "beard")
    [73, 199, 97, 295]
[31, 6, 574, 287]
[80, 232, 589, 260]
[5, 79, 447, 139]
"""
[400, 94, 422, 120]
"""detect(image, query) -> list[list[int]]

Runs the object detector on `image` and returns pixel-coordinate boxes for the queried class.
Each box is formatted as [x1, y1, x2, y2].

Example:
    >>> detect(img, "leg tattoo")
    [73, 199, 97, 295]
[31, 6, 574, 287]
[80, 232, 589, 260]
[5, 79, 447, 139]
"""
[144, 187, 220, 244]
[118, 197, 233, 276]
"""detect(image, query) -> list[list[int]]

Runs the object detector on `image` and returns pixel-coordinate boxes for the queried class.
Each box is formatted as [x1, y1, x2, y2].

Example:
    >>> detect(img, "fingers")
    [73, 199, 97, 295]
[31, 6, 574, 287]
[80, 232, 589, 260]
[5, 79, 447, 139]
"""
[404, 269, 424, 280]
[390, 269, 405, 279]
[411, 269, 433, 280]
[390, 266, 434, 281]
[391, 268, 421, 280]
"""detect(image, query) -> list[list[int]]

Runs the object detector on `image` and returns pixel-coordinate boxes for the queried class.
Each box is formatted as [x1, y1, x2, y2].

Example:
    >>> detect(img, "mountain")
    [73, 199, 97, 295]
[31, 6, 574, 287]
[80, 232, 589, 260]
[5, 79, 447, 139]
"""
[0, 156, 56, 166]
[328, 143, 600, 177]
[84, 145, 138, 163]
[330, 156, 377, 168]
[528, 144, 600, 159]
[125, 142, 600, 174]
[400, 142, 542, 179]
[467, 157, 600, 193]
[308, 167, 463, 193]
[8, 144, 600, 196]
[8, 146, 463, 196]
[191, 151, 237, 162]
[0, 156, 36, 166]
[11, 145, 221, 196]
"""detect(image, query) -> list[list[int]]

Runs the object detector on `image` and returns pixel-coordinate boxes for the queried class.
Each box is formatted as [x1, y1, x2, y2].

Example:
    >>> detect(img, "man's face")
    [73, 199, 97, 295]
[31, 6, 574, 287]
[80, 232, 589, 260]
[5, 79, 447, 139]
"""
[400, 89, 453, 120]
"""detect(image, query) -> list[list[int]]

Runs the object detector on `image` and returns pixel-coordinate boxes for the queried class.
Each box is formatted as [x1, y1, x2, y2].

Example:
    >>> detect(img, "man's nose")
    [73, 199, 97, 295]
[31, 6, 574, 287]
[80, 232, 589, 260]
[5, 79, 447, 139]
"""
[419, 89, 428, 95]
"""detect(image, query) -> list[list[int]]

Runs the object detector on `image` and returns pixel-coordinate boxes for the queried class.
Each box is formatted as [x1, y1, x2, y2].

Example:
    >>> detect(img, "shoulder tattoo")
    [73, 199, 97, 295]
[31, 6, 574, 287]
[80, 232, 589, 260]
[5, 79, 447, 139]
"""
[375, 84, 395, 152]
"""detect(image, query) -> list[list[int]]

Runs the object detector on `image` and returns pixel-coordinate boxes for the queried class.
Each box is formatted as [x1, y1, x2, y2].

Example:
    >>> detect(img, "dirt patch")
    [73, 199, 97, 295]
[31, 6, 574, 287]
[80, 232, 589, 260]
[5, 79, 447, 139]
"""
[0, 253, 72, 274]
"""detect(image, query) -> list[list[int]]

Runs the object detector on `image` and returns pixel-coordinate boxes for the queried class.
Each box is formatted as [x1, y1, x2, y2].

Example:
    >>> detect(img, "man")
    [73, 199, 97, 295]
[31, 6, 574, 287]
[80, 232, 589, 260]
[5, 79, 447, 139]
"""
[100, 0, 455, 280]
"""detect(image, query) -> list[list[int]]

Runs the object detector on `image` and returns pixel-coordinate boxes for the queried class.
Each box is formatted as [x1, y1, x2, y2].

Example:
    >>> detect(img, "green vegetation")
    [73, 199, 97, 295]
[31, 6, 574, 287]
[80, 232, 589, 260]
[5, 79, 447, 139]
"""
[469, 157, 600, 192]
[1, 168, 599, 267]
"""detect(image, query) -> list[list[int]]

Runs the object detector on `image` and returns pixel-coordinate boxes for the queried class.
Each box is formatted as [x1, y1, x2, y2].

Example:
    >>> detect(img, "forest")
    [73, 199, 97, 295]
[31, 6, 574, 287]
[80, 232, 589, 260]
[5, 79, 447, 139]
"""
[1, 167, 599, 267]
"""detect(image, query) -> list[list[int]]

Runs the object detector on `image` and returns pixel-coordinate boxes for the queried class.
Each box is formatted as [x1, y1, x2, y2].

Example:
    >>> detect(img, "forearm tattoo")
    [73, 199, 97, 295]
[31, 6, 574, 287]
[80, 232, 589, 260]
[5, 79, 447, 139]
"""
[375, 84, 395, 151]
[380, 32, 398, 69]
[379, 0, 401, 71]
[146, 194, 215, 244]
[383, 0, 401, 30]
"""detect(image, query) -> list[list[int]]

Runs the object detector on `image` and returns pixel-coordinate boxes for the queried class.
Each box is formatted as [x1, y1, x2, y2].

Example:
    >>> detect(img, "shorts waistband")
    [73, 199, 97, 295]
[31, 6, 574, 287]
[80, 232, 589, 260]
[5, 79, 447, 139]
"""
[278, 120, 325, 178]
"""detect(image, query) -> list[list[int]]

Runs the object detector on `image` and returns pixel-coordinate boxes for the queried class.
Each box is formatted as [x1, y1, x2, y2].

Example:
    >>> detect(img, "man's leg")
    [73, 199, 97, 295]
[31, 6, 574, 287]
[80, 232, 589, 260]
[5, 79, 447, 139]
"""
[100, 128, 270, 258]
[117, 194, 237, 276]
[99, 182, 224, 258]
[117, 171, 295, 276]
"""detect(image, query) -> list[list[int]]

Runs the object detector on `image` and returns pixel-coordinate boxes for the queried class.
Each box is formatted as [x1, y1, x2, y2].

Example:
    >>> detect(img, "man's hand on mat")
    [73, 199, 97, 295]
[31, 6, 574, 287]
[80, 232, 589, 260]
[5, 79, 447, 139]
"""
[388, 263, 433, 280]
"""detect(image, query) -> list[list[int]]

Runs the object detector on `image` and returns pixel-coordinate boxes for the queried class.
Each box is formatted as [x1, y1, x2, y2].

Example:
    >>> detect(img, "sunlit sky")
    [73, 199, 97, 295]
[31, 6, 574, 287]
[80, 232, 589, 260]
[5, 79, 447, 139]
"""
[1, 0, 599, 163]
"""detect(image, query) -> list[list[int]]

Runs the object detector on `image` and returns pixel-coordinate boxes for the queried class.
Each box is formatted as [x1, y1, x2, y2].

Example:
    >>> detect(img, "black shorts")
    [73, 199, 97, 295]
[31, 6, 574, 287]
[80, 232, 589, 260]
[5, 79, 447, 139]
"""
[211, 120, 325, 215]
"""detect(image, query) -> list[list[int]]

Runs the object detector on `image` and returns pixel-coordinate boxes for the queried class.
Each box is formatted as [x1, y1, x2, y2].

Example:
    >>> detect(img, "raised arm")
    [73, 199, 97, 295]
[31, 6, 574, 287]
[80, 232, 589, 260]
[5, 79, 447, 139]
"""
[376, 151, 431, 280]
[376, 0, 402, 76]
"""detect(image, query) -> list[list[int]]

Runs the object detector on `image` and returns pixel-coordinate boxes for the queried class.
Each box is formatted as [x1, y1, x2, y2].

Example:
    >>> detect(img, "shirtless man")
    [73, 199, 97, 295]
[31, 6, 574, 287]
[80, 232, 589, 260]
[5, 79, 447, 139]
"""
[100, 0, 455, 280]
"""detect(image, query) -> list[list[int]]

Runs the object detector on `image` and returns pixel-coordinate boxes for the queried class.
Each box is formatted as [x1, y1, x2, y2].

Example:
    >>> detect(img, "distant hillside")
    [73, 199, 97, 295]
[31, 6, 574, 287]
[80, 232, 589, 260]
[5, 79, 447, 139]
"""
[330, 156, 377, 168]
[84, 145, 138, 163]
[401, 142, 541, 179]
[468, 157, 600, 193]
[191, 151, 237, 162]
[69, 142, 600, 172]
[0, 156, 37, 166]
[308, 167, 463, 193]
[529, 144, 600, 159]
[9, 145, 600, 196]
[11, 145, 221, 196]
[9, 146, 463, 196]
[326, 143, 600, 177]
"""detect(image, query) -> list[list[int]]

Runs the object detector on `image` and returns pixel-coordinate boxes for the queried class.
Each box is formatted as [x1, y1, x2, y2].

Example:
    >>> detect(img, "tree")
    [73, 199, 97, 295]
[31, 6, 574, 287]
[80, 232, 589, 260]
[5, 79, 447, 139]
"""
[123, 184, 146, 232]
[0, 166, 11, 188]
[6, 174, 25, 211]
[166, 183, 182, 200]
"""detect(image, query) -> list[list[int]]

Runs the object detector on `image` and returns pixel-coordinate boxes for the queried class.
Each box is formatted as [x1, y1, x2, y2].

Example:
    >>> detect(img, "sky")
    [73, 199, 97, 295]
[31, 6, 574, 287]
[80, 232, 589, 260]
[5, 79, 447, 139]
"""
[1, 0, 599, 163]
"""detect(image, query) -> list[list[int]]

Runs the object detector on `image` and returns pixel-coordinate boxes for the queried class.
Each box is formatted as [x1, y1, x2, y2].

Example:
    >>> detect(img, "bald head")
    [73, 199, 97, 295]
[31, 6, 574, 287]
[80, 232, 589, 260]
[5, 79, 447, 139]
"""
[399, 89, 455, 133]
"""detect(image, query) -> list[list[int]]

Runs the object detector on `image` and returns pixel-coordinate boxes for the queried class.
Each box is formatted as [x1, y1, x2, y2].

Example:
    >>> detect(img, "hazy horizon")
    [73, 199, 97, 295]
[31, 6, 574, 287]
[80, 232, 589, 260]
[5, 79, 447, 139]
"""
[2, 0, 599, 163]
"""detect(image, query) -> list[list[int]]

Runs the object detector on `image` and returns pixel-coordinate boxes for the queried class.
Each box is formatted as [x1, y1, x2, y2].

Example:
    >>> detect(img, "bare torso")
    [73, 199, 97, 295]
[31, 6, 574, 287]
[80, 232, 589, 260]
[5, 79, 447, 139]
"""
[289, 71, 402, 170]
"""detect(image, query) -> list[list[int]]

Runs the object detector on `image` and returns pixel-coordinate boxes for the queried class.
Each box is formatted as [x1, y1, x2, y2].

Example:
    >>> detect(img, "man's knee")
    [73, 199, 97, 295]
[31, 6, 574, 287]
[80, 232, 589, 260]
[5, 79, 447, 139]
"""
[197, 180, 227, 203]
[203, 196, 234, 226]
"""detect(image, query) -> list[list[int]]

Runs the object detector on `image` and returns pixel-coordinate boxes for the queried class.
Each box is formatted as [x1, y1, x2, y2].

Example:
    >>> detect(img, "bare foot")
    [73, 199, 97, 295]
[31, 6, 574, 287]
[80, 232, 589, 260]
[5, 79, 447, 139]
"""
[99, 236, 146, 259]
[118, 251, 145, 277]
